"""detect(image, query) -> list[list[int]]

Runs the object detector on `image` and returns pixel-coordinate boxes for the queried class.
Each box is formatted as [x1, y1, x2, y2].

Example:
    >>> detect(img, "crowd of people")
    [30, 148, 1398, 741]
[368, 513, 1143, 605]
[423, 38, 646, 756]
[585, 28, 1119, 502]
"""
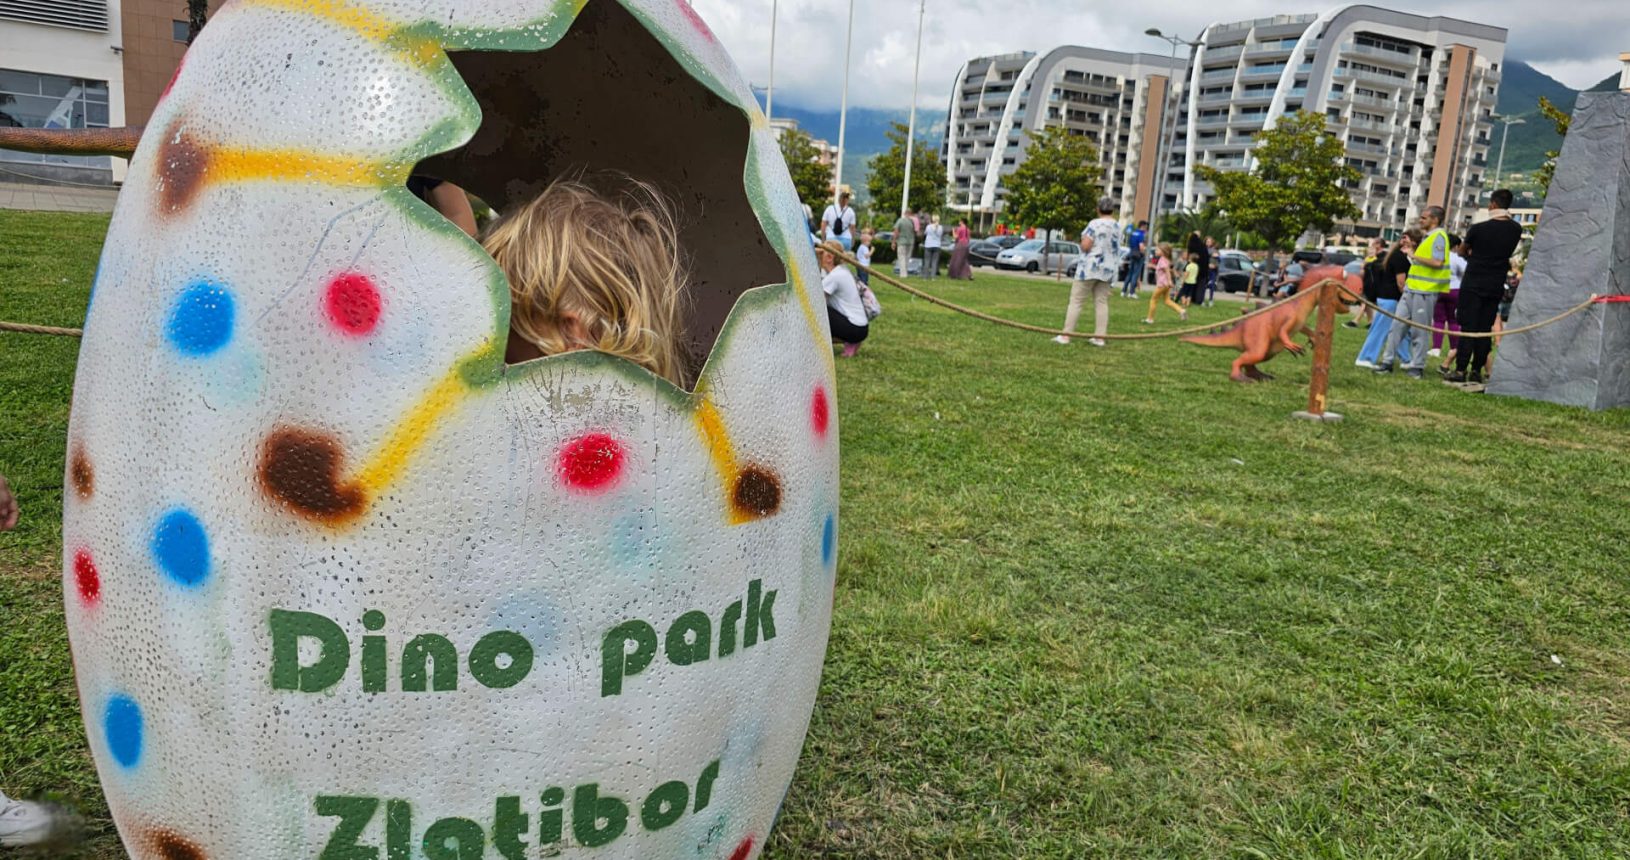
[1352, 190, 1526, 384]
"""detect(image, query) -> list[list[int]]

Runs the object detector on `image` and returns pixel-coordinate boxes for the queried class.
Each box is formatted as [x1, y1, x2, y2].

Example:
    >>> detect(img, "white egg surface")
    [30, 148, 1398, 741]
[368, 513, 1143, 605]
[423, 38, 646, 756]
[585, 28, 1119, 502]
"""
[61, 1, 838, 857]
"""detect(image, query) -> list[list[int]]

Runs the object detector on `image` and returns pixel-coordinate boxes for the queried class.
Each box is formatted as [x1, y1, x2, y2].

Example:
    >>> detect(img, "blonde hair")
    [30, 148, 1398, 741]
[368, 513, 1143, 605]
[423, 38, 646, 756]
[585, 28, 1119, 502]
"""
[1157, 242, 1173, 260]
[483, 177, 688, 385]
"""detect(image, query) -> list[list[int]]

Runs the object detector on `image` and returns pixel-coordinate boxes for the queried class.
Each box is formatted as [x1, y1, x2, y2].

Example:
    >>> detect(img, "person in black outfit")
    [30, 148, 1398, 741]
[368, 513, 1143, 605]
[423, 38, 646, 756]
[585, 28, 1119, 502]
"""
[1449, 189, 1525, 383]
[1184, 231, 1209, 304]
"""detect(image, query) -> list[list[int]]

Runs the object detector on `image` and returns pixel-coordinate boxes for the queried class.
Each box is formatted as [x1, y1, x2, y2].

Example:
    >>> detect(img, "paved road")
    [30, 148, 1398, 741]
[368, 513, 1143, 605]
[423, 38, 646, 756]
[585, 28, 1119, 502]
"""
[0, 180, 119, 213]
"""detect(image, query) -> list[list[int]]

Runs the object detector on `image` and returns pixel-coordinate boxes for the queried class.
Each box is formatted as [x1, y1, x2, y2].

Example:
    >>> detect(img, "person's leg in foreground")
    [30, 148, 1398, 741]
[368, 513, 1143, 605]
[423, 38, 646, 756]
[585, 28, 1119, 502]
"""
[1055, 277, 1091, 344]
[1450, 290, 1499, 382]
[1089, 278, 1112, 345]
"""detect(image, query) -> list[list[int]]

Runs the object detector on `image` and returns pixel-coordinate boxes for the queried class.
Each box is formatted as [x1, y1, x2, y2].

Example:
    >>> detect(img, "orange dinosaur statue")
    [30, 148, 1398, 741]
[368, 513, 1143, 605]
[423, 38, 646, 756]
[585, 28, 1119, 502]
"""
[1183, 264, 1360, 382]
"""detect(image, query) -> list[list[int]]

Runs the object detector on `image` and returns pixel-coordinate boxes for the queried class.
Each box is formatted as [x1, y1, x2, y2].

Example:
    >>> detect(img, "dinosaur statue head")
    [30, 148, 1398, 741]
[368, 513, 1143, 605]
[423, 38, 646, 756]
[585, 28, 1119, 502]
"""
[1295, 264, 1362, 311]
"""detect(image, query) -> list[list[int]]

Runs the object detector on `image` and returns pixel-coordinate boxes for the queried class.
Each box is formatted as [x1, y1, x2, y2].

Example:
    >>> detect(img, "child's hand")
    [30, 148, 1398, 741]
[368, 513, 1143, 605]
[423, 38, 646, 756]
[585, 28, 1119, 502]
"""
[0, 473, 17, 531]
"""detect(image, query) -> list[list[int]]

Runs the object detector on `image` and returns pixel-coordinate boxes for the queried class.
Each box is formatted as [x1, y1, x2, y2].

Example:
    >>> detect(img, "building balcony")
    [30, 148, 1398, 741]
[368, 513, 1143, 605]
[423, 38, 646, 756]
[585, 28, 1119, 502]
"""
[1204, 45, 1245, 64]
[1246, 42, 1295, 58]
[1345, 43, 1418, 67]
[1333, 67, 1406, 87]
[1240, 65, 1287, 80]
[1201, 68, 1237, 84]
[1197, 92, 1234, 106]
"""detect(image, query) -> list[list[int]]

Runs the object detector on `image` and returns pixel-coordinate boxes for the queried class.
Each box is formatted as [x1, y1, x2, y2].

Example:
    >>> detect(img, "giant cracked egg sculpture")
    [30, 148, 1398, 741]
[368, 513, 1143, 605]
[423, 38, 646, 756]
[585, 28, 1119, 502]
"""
[61, 1, 837, 857]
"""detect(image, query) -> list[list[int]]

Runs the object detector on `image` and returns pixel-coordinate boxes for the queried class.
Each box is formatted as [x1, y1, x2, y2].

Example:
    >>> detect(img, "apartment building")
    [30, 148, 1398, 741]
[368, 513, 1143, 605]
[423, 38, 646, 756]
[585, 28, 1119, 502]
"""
[942, 48, 1186, 226]
[0, 1, 128, 184]
[0, 0, 225, 185]
[1172, 6, 1507, 234]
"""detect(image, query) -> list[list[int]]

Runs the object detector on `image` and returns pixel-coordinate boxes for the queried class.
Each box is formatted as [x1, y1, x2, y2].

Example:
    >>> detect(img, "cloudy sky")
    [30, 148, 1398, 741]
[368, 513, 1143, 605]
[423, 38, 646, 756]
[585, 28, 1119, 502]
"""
[689, 0, 1627, 111]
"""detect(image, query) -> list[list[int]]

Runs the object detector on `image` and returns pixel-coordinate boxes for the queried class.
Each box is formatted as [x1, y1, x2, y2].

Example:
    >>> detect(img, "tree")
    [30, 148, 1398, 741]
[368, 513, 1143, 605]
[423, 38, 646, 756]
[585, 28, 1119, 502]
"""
[866, 121, 945, 219]
[776, 128, 834, 214]
[1197, 111, 1360, 253]
[1534, 95, 1572, 193]
[185, 0, 209, 44]
[1003, 126, 1102, 275]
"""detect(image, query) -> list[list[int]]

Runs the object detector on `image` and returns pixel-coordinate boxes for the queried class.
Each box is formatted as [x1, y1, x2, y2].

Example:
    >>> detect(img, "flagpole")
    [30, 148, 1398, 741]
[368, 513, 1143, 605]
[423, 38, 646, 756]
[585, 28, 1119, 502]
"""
[834, 0, 856, 203]
[901, 0, 926, 217]
[766, 0, 777, 121]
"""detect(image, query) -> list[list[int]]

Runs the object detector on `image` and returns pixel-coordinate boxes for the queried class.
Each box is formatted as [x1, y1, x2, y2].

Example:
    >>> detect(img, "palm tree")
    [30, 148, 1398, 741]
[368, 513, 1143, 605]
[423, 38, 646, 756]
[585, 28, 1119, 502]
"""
[186, 0, 209, 44]
[1159, 203, 1232, 245]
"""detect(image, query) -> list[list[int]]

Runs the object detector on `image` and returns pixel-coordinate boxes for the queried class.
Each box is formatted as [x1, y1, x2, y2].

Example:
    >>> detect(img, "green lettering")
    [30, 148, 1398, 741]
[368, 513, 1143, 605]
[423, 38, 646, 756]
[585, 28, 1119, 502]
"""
[469, 631, 533, 690]
[492, 796, 527, 860]
[640, 780, 689, 832]
[694, 760, 721, 812]
[361, 610, 387, 693]
[664, 610, 712, 666]
[315, 795, 378, 860]
[538, 787, 564, 844]
[422, 817, 483, 860]
[401, 634, 458, 693]
[571, 783, 628, 848]
[385, 799, 411, 860]
[272, 610, 349, 693]
[718, 601, 742, 657]
[601, 620, 657, 697]
[744, 579, 777, 647]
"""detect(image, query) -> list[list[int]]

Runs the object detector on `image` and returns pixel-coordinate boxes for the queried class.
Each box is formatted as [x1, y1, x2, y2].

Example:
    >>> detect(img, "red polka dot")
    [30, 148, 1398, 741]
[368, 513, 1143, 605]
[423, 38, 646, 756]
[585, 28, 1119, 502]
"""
[73, 548, 100, 605]
[728, 836, 755, 860]
[557, 433, 625, 494]
[324, 272, 383, 336]
[811, 386, 830, 438]
[676, 0, 716, 39]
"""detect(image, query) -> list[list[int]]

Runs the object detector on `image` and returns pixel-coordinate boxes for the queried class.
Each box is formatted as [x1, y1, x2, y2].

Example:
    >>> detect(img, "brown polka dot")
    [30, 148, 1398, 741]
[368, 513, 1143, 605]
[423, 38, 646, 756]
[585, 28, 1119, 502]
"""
[70, 445, 94, 499]
[156, 127, 211, 215]
[143, 829, 207, 860]
[259, 427, 367, 525]
[731, 465, 781, 520]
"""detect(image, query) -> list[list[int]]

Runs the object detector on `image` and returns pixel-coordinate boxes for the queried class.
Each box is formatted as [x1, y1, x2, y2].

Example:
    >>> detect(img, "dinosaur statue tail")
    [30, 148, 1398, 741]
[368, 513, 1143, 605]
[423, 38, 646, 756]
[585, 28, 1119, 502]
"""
[1181, 326, 1244, 349]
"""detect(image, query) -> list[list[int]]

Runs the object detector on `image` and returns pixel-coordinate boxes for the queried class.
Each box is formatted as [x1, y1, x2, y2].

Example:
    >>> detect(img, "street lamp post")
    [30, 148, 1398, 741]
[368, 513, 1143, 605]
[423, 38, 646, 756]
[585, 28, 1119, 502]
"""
[1146, 28, 1203, 244]
[1494, 115, 1526, 191]
[833, 0, 856, 206]
[901, 0, 927, 219]
[766, 0, 777, 121]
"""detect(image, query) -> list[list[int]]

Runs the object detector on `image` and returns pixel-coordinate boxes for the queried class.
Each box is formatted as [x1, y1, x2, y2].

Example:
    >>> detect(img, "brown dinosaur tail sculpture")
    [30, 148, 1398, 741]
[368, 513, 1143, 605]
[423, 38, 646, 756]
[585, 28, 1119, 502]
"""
[1183, 264, 1358, 382]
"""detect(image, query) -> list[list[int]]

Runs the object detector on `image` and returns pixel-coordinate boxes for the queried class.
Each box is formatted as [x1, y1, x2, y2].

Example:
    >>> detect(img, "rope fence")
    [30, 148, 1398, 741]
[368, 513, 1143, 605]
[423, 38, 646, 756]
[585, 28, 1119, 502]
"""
[0, 320, 83, 337]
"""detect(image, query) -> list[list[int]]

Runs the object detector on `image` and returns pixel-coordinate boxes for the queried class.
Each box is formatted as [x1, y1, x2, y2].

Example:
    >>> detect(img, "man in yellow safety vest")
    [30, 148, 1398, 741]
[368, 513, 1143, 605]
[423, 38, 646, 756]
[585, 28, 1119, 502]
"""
[1375, 205, 1450, 378]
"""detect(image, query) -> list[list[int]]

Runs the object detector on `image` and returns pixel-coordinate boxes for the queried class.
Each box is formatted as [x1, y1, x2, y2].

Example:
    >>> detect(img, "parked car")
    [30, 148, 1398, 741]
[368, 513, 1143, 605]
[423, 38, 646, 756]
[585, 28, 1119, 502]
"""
[1216, 249, 1256, 293]
[996, 239, 1081, 274]
[968, 235, 1025, 267]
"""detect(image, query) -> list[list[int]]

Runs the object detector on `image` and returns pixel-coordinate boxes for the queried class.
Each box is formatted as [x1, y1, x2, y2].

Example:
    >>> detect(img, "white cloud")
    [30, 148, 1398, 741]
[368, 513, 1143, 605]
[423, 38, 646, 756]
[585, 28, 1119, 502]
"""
[687, 0, 1627, 111]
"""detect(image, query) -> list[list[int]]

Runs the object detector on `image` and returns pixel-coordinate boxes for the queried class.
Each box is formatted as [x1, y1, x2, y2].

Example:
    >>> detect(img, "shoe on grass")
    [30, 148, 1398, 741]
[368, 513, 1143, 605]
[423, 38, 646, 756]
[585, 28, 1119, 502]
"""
[0, 794, 77, 848]
[1443, 370, 1468, 383]
[1343, 320, 1359, 328]
[1427, 348, 1441, 357]
[1406, 368, 1424, 379]
[1052, 335, 1071, 345]
[1354, 359, 1376, 369]
[1088, 338, 1106, 347]
[1372, 363, 1394, 374]
[1142, 318, 1154, 325]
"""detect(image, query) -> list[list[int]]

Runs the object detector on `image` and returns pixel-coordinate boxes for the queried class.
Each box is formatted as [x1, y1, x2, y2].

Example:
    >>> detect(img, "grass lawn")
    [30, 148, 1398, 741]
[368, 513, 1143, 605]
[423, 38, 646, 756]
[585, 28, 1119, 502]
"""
[3, 209, 1629, 857]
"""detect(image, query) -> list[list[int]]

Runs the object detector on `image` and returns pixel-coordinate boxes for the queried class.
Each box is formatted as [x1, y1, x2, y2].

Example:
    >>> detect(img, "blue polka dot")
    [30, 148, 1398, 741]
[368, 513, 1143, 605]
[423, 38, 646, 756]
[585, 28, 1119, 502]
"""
[104, 694, 143, 769]
[151, 508, 210, 587]
[821, 514, 836, 568]
[165, 279, 235, 356]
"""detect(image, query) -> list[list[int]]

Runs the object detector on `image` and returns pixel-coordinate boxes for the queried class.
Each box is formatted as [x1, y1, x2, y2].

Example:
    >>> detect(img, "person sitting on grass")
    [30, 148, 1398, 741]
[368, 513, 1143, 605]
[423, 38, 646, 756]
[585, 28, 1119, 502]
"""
[817, 240, 869, 358]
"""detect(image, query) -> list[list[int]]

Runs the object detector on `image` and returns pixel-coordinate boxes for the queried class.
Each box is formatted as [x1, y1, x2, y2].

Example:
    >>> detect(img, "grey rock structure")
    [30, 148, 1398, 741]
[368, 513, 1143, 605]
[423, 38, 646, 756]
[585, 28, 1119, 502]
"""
[1489, 92, 1630, 410]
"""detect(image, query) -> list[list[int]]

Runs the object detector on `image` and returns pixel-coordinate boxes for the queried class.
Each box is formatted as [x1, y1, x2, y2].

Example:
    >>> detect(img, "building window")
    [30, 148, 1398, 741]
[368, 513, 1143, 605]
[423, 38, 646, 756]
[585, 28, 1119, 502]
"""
[0, 68, 112, 169]
[0, 0, 108, 32]
[173, 20, 191, 42]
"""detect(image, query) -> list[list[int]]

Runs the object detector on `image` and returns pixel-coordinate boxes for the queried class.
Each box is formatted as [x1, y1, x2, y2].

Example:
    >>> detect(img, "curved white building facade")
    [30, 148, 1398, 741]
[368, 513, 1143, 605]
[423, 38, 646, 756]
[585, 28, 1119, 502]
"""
[1174, 6, 1507, 233]
[942, 47, 1185, 225]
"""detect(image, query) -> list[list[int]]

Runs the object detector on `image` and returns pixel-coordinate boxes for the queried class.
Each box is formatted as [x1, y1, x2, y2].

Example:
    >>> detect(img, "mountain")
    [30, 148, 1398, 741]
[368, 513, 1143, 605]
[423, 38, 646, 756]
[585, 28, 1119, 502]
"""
[760, 100, 948, 206]
[1487, 60, 1615, 179]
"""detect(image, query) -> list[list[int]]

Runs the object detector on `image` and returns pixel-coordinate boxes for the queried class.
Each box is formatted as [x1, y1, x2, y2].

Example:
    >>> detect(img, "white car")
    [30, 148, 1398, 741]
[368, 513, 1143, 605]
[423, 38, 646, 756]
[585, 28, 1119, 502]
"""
[995, 239, 1083, 274]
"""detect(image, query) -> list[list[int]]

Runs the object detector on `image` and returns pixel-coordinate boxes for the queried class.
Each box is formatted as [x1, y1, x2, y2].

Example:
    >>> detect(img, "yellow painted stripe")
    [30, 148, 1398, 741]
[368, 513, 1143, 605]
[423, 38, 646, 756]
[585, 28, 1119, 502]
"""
[210, 147, 408, 188]
[692, 397, 739, 501]
[789, 267, 834, 375]
[353, 351, 483, 495]
[249, 0, 441, 64]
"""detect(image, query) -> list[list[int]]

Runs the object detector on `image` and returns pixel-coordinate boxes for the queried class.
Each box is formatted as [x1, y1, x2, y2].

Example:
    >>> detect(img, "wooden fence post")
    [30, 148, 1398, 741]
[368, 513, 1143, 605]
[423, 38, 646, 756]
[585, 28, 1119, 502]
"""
[1293, 279, 1344, 423]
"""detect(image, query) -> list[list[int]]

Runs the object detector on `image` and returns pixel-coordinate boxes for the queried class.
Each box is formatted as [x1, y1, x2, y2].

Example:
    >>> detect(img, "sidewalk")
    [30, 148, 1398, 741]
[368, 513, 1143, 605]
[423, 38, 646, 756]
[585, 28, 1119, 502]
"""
[0, 180, 119, 214]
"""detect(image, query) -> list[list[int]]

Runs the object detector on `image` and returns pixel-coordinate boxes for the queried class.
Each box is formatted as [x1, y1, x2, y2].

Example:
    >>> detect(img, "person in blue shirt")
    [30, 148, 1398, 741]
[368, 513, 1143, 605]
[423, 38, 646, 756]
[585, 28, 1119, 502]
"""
[1122, 220, 1148, 298]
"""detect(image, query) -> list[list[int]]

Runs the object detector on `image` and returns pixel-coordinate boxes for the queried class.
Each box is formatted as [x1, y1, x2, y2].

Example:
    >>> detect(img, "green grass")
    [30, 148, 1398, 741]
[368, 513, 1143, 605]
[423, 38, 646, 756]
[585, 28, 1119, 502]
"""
[4, 210, 1630, 858]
